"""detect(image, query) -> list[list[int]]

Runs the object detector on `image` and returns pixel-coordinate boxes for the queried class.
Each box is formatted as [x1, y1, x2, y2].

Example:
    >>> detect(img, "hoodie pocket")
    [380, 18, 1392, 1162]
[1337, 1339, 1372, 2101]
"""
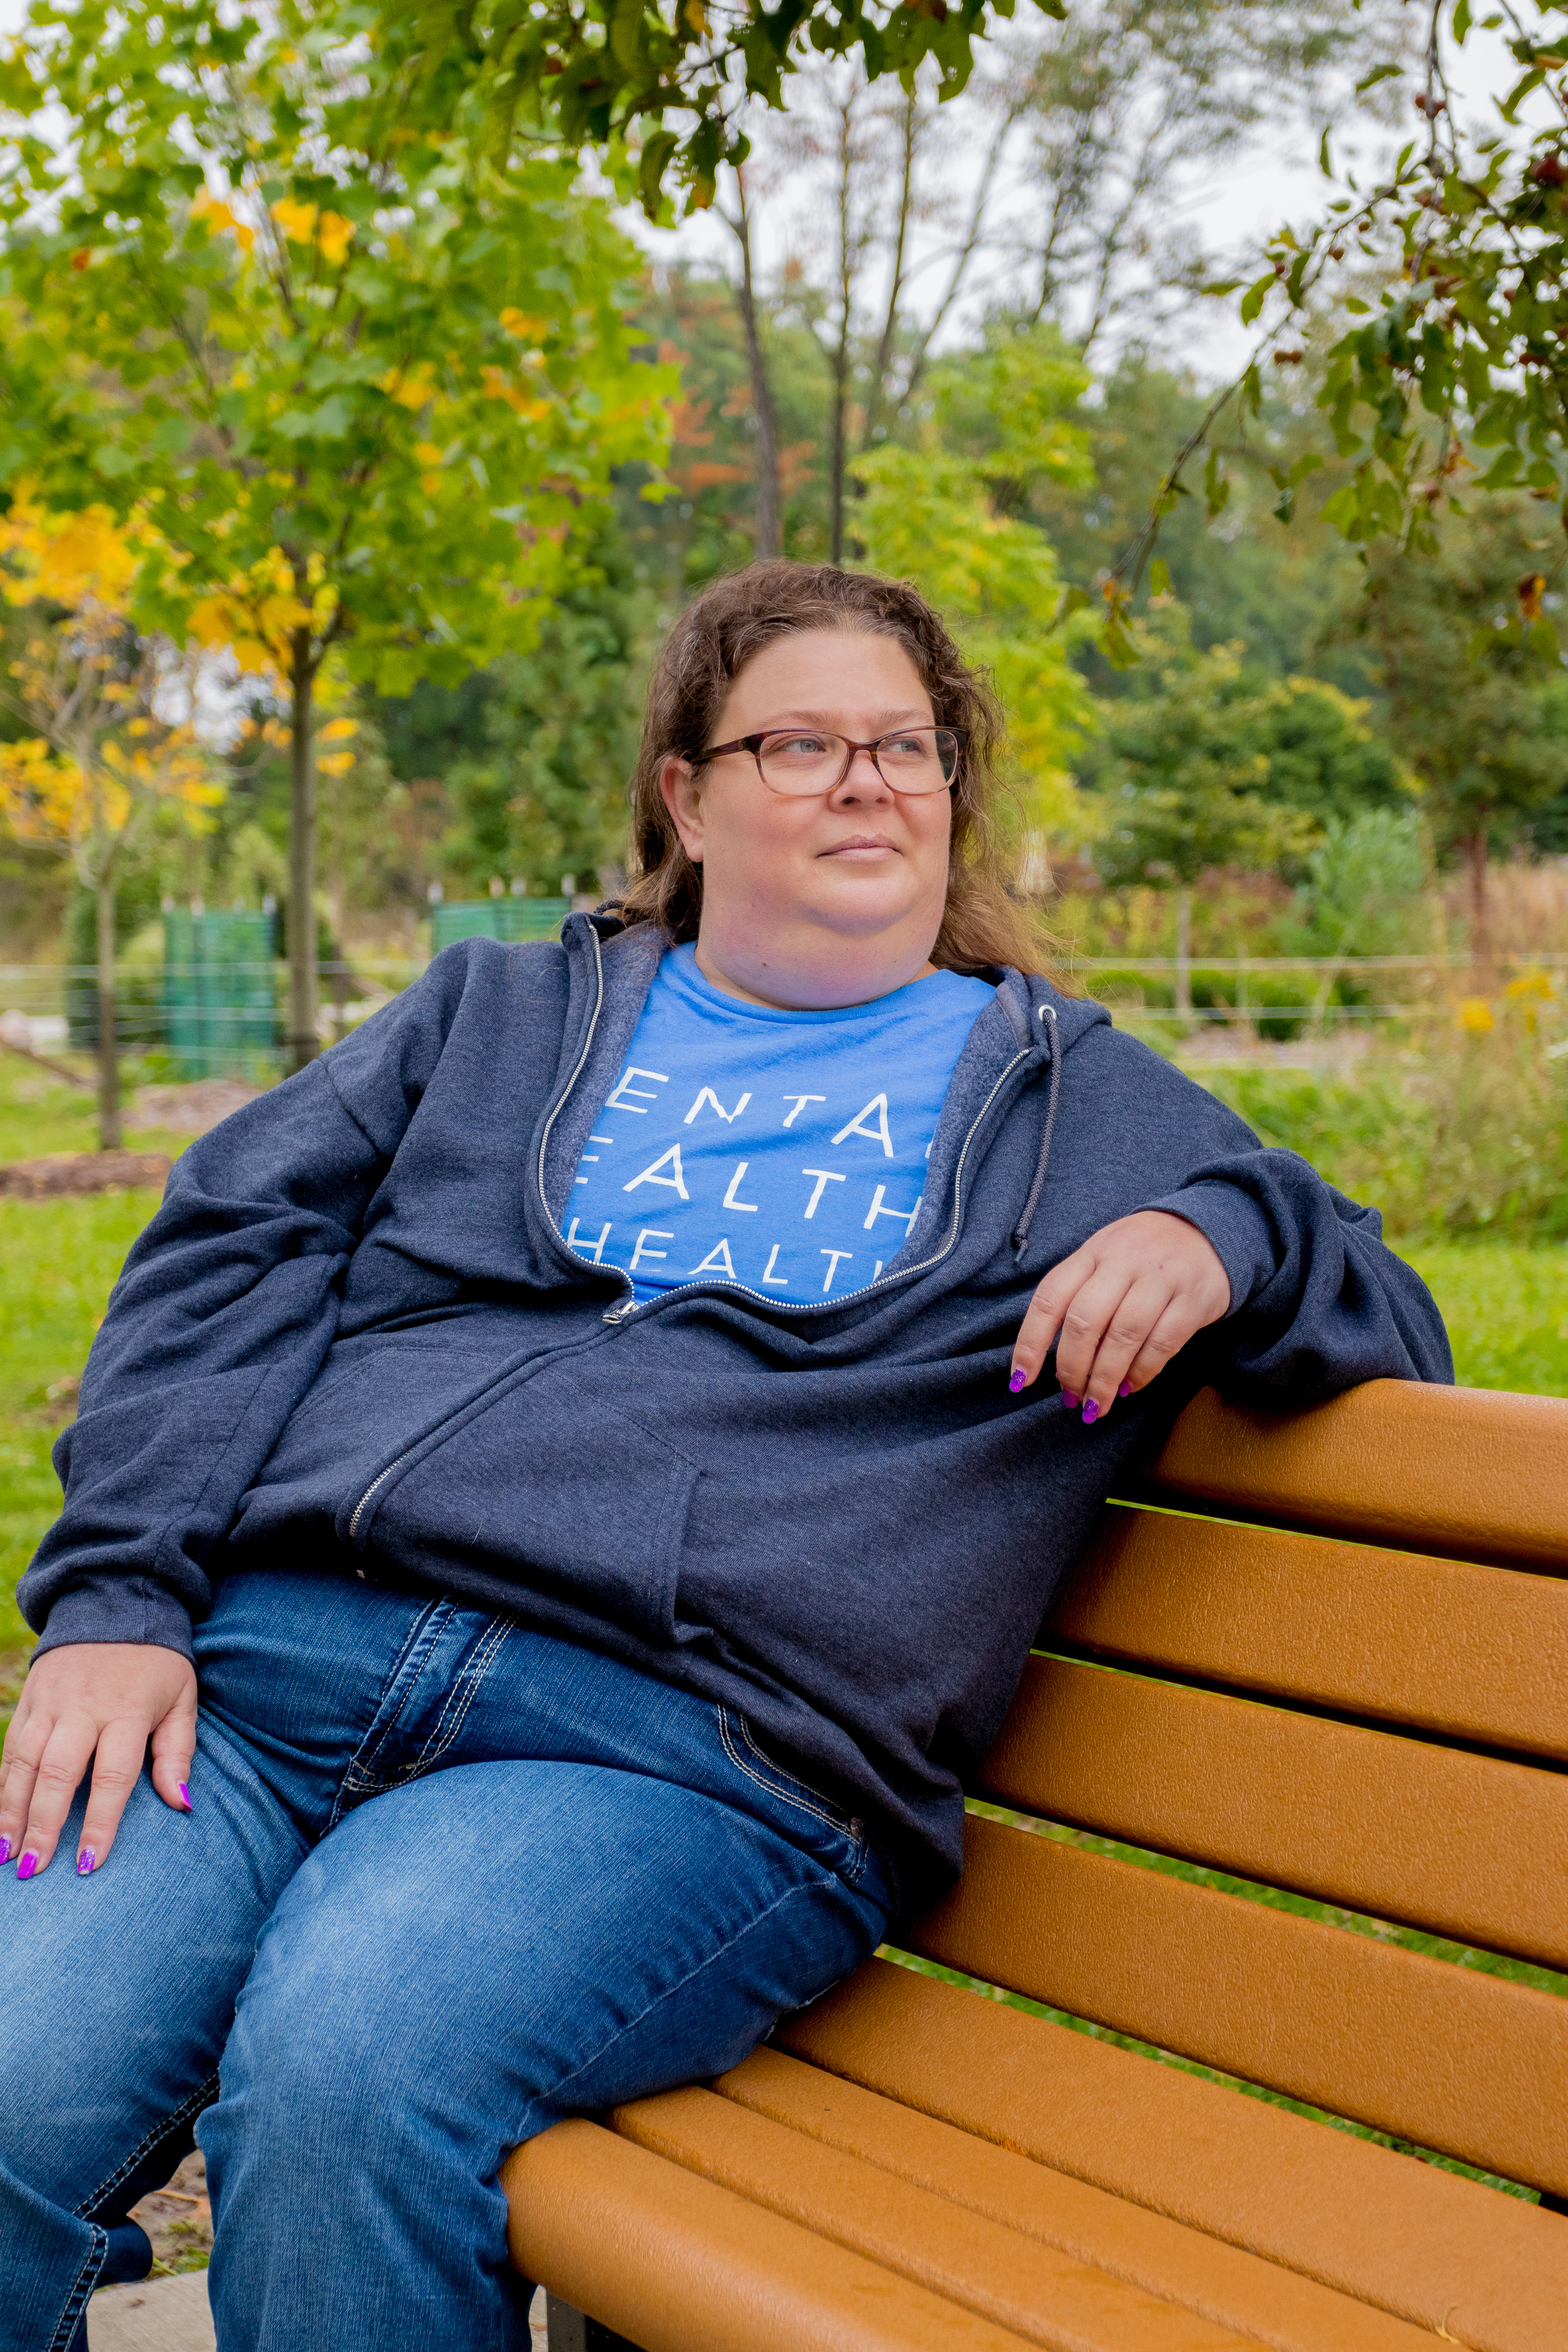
[346, 1366, 703, 1649]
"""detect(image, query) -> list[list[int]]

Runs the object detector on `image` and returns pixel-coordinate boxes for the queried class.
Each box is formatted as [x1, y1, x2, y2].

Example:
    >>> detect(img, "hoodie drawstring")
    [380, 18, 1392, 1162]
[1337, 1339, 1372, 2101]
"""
[1011, 1001, 1061, 1260]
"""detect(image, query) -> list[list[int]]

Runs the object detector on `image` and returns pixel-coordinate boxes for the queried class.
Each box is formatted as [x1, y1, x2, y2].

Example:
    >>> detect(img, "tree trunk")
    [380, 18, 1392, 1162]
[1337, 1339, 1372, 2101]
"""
[94, 868, 122, 1151]
[1174, 883, 1193, 1024]
[733, 180, 781, 561]
[829, 337, 850, 568]
[1463, 828, 1490, 974]
[829, 90, 856, 569]
[287, 634, 318, 1072]
[862, 89, 917, 449]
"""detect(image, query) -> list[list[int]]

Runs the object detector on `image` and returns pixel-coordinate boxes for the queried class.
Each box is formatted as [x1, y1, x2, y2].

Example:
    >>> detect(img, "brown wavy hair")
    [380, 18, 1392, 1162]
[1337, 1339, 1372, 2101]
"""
[617, 561, 1056, 976]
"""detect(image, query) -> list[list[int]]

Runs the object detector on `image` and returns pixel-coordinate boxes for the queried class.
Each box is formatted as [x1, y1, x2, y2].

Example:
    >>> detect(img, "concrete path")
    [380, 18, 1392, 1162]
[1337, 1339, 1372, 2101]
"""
[89, 2274, 551, 2349]
[89, 2274, 214, 2352]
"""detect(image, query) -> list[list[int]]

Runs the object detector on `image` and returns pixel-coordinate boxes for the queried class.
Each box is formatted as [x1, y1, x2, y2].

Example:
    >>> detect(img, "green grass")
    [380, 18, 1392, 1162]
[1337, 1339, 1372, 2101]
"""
[0, 1191, 167, 1657]
[1402, 1238, 1568, 1394]
[0, 1053, 200, 1164]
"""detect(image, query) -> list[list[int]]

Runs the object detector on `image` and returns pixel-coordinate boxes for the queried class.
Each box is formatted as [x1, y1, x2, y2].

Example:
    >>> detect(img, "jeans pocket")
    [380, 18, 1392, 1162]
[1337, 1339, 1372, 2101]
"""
[714, 1706, 869, 1882]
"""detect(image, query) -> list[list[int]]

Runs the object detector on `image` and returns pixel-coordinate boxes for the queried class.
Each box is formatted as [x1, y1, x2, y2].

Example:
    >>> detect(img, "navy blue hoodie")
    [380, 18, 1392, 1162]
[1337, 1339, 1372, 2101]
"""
[20, 916, 1452, 1908]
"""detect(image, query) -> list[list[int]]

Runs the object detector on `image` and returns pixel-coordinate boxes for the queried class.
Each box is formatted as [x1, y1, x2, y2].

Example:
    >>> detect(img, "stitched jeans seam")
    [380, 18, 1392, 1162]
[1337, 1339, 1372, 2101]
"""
[330, 1599, 455, 1828]
[410, 1617, 514, 1771]
[716, 1706, 865, 1876]
[46, 2227, 107, 2352]
[74, 2069, 221, 2221]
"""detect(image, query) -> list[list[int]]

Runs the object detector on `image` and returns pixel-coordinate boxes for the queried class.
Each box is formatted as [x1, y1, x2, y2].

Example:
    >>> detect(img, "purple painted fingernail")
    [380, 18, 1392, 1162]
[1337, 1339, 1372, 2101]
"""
[1118, 1380, 1133, 1397]
[1008, 1369, 1026, 1393]
[178, 1783, 191, 1812]
[17, 1853, 38, 1881]
[0, 1836, 10, 1865]
[1060, 1389, 1079, 1408]
[77, 1848, 96, 1876]
[1081, 1398, 1100, 1425]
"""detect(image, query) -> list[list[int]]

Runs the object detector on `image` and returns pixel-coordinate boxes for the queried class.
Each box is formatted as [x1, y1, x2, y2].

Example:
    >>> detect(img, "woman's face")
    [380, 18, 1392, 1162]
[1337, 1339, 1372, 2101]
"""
[659, 628, 954, 1009]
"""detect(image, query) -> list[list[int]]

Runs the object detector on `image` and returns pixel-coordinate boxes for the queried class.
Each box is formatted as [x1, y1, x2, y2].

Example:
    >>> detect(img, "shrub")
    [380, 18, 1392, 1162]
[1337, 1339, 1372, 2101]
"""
[1202, 992, 1568, 1241]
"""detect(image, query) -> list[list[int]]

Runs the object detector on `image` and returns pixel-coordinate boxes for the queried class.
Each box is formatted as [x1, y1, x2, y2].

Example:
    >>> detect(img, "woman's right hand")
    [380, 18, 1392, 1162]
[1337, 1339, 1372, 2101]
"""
[0, 1642, 196, 1879]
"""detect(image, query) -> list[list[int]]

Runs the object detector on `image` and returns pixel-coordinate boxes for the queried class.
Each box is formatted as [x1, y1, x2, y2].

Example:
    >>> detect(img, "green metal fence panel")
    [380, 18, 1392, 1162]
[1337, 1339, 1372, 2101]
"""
[163, 910, 280, 1078]
[429, 898, 572, 950]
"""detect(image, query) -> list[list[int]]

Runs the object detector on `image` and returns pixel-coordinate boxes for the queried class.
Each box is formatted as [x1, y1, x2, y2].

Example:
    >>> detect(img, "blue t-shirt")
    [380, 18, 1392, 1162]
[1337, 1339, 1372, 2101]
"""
[568, 946, 994, 1303]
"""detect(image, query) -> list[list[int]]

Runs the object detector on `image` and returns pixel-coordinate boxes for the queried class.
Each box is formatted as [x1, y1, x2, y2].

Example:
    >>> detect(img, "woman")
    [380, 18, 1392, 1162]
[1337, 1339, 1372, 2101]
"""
[0, 563, 1450, 2352]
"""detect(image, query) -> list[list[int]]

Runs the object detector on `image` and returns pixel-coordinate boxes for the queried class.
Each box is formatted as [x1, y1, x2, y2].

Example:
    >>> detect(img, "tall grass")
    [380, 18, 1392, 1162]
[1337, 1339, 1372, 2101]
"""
[1202, 1003, 1568, 1243]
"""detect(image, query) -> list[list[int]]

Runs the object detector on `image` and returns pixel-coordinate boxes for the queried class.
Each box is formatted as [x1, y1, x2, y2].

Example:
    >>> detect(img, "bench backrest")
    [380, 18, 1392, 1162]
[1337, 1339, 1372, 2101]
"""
[912, 1380, 1568, 2204]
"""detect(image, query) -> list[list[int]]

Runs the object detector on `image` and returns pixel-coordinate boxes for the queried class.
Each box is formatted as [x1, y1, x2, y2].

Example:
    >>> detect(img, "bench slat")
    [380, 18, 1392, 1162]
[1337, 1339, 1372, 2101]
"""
[609, 2082, 1268, 2352]
[912, 1816, 1568, 2197]
[1140, 1383, 1568, 1570]
[1053, 1507, 1568, 1761]
[709, 2047, 1433, 2352]
[778, 1959, 1568, 2352]
[500, 2116, 1037, 2352]
[981, 1655, 1568, 1969]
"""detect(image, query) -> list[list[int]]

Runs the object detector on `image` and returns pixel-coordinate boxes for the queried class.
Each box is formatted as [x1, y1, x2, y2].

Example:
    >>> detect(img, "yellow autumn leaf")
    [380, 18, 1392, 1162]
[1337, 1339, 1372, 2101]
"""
[0, 737, 81, 844]
[0, 493, 143, 609]
[499, 308, 551, 341]
[481, 366, 551, 418]
[318, 750, 356, 776]
[1457, 997, 1495, 1034]
[413, 441, 445, 466]
[271, 196, 318, 245]
[190, 189, 256, 253]
[318, 716, 357, 740]
[380, 362, 437, 411]
[316, 210, 355, 266]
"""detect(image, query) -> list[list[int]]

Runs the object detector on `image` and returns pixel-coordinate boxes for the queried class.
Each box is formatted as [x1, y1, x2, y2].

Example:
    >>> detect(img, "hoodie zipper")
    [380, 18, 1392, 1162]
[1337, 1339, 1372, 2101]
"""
[345, 927, 1044, 1536]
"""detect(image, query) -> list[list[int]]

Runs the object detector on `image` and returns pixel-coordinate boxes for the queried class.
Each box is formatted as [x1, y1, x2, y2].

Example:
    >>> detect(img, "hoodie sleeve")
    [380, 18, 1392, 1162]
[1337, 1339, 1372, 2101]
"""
[1145, 1149, 1454, 1397]
[17, 956, 471, 1661]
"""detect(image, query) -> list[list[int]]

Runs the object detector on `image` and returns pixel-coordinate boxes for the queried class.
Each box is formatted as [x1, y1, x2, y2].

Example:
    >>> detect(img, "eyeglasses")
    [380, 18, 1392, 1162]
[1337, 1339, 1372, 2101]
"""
[699, 726, 965, 798]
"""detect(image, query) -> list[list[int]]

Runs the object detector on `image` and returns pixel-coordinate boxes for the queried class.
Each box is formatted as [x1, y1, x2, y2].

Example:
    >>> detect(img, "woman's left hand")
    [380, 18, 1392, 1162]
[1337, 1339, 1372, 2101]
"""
[1008, 1209, 1231, 1423]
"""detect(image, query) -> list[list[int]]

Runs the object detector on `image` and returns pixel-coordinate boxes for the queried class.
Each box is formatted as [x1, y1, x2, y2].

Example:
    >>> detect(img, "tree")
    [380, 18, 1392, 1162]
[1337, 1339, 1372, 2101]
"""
[0, 501, 221, 1146]
[392, 0, 1062, 215]
[853, 327, 1097, 855]
[1093, 636, 1319, 1016]
[1346, 508, 1567, 957]
[1118, 3, 1568, 620]
[994, 0, 1396, 359]
[0, 0, 671, 1068]
[1284, 806, 1429, 1028]
[439, 526, 654, 896]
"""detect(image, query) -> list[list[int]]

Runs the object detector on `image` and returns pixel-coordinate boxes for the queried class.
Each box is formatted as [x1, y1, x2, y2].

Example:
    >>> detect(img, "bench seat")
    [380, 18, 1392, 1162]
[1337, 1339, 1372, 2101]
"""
[504, 1381, 1568, 2352]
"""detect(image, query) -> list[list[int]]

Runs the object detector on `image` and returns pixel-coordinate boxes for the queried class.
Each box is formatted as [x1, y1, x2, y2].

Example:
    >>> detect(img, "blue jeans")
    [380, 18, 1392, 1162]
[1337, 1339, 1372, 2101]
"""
[0, 1569, 890, 2352]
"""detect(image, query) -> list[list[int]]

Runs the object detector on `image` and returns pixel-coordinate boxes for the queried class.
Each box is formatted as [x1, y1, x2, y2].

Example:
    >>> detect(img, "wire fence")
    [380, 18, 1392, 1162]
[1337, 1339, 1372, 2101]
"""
[1, 950, 1564, 1076]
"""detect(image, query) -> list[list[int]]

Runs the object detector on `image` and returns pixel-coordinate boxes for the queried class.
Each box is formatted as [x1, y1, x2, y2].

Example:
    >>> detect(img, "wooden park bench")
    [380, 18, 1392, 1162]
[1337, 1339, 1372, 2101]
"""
[504, 1378, 1568, 2352]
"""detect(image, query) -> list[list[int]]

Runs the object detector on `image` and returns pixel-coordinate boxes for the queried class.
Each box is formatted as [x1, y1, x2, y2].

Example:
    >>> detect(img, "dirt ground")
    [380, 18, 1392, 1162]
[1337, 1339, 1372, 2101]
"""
[128, 2150, 213, 2274]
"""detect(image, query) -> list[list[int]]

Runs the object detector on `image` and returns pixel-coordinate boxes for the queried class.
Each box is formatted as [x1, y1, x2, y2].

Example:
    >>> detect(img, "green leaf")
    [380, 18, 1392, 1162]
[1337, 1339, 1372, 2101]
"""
[1318, 126, 1332, 178]
[1149, 558, 1172, 597]
[1098, 616, 1143, 671]
[1355, 62, 1403, 93]
[1319, 484, 1361, 536]
[1240, 272, 1274, 325]
[1453, 0, 1471, 42]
